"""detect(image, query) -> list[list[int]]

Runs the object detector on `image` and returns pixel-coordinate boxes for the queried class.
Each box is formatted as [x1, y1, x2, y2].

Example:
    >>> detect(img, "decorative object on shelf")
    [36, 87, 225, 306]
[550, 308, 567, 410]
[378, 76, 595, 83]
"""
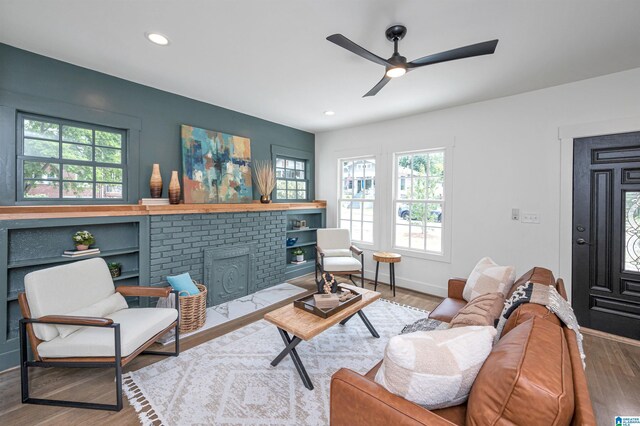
[72, 230, 95, 251]
[62, 247, 101, 258]
[253, 160, 276, 203]
[291, 247, 305, 262]
[108, 262, 122, 278]
[169, 171, 181, 204]
[140, 198, 170, 205]
[319, 272, 338, 294]
[292, 219, 308, 229]
[180, 125, 253, 204]
[150, 163, 163, 198]
[286, 237, 298, 247]
[313, 293, 340, 309]
[338, 288, 356, 302]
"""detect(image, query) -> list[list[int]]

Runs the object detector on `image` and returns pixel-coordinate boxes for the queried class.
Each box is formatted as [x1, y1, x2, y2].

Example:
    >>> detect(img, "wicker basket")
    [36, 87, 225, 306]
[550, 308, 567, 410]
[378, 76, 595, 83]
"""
[178, 283, 207, 333]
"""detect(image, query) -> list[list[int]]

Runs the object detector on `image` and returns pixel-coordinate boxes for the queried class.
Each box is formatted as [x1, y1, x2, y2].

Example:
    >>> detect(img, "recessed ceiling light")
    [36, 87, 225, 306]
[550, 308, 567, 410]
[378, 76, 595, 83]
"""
[145, 32, 170, 46]
[324, 110, 335, 116]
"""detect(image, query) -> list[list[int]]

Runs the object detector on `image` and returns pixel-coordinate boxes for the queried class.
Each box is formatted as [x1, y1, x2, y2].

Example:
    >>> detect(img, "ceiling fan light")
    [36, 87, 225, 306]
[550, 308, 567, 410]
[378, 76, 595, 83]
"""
[386, 67, 406, 78]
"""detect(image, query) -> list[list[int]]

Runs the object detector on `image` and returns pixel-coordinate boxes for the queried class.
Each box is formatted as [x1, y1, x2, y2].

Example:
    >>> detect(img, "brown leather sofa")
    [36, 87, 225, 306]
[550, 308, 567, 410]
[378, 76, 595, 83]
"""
[330, 267, 596, 425]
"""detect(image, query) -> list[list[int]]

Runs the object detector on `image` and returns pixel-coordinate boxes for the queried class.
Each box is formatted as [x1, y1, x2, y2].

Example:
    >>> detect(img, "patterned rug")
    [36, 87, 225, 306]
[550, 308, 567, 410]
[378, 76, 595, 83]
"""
[123, 300, 427, 425]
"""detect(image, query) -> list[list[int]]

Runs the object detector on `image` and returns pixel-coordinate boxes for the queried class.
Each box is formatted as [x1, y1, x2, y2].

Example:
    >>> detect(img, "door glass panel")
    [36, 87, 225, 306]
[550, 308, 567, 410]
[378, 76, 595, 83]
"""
[624, 191, 640, 272]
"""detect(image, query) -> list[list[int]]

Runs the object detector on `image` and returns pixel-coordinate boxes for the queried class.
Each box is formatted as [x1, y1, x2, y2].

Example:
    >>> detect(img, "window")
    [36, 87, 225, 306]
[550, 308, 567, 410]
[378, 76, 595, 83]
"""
[393, 149, 445, 253]
[17, 113, 126, 202]
[275, 156, 308, 200]
[339, 157, 375, 243]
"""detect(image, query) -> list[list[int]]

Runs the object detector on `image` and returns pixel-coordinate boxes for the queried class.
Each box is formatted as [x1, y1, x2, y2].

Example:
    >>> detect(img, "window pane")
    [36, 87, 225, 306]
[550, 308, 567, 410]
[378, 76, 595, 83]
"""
[625, 191, 640, 272]
[362, 202, 374, 222]
[63, 164, 93, 181]
[340, 220, 350, 231]
[95, 147, 121, 164]
[24, 139, 59, 158]
[297, 181, 306, 190]
[96, 167, 122, 183]
[62, 143, 92, 161]
[295, 170, 305, 179]
[351, 220, 362, 242]
[397, 202, 411, 222]
[276, 179, 286, 190]
[287, 181, 297, 190]
[95, 130, 122, 148]
[285, 169, 295, 179]
[340, 201, 352, 221]
[62, 125, 92, 144]
[96, 183, 123, 199]
[297, 190, 306, 199]
[412, 178, 427, 200]
[287, 190, 296, 199]
[427, 178, 444, 200]
[412, 154, 429, 177]
[427, 203, 443, 225]
[276, 189, 286, 199]
[428, 152, 445, 177]
[362, 222, 373, 243]
[24, 119, 59, 140]
[275, 158, 285, 168]
[23, 161, 59, 180]
[276, 168, 285, 178]
[285, 159, 295, 169]
[23, 180, 59, 198]
[426, 227, 442, 252]
[411, 227, 426, 250]
[63, 182, 93, 198]
[295, 161, 305, 170]
[410, 203, 426, 226]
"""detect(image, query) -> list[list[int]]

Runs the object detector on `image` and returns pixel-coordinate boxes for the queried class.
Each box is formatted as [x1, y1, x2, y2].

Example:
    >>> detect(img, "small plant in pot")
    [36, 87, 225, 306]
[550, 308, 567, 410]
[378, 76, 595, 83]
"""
[72, 230, 95, 251]
[291, 247, 305, 262]
[108, 262, 122, 278]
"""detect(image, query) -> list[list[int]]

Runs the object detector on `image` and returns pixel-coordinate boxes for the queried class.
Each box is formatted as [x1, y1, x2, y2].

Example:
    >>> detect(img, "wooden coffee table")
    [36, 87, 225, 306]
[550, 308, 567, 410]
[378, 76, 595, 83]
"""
[264, 284, 381, 390]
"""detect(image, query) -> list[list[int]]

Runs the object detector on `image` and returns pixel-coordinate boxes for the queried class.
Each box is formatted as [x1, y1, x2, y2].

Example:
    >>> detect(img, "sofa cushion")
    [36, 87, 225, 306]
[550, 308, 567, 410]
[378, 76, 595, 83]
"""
[56, 292, 129, 338]
[467, 317, 574, 426]
[25, 258, 116, 341]
[429, 298, 468, 323]
[432, 404, 467, 426]
[37, 308, 177, 358]
[507, 266, 555, 298]
[450, 293, 505, 328]
[462, 257, 515, 302]
[322, 256, 362, 272]
[500, 302, 561, 338]
[375, 326, 496, 409]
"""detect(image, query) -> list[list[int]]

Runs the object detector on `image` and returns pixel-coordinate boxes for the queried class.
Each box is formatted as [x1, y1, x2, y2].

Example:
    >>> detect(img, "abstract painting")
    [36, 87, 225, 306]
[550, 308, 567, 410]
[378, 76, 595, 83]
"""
[180, 125, 253, 203]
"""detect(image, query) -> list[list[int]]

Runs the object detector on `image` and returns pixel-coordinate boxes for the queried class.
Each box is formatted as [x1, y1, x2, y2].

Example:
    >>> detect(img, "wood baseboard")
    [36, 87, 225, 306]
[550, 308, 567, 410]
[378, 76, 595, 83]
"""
[581, 327, 640, 347]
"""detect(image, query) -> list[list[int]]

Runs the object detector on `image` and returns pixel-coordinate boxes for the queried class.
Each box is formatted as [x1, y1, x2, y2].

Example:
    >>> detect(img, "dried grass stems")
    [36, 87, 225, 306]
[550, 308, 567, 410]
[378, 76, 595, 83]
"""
[253, 160, 276, 196]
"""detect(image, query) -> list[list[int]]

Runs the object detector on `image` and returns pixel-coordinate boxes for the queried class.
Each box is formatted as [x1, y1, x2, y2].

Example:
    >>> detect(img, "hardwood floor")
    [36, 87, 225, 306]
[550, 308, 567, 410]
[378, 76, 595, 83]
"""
[0, 275, 636, 425]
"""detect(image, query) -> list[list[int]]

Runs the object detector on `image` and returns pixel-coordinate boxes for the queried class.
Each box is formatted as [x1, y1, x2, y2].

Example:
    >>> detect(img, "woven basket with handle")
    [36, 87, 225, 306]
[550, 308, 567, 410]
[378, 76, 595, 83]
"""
[178, 282, 207, 333]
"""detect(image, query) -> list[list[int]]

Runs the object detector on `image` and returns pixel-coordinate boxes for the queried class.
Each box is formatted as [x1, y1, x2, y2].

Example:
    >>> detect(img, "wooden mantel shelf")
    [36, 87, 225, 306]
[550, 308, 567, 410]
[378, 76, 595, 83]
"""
[0, 201, 327, 220]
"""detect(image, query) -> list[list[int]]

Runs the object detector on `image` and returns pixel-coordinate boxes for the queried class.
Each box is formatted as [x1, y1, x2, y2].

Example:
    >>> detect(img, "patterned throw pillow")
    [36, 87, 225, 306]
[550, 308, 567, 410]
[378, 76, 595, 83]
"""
[462, 257, 515, 302]
[450, 293, 505, 328]
[375, 326, 496, 409]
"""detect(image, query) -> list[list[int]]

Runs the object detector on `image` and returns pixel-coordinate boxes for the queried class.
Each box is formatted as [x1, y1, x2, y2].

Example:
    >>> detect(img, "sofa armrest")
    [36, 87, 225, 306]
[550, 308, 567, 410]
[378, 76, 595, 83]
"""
[350, 245, 364, 256]
[448, 278, 467, 299]
[331, 368, 456, 426]
[32, 315, 114, 327]
[116, 285, 172, 298]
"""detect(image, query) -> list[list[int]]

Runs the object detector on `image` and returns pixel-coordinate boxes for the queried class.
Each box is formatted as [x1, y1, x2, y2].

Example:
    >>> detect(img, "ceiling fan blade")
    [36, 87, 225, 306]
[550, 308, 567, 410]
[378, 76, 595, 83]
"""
[408, 39, 499, 69]
[327, 34, 392, 67]
[363, 75, 391, 97]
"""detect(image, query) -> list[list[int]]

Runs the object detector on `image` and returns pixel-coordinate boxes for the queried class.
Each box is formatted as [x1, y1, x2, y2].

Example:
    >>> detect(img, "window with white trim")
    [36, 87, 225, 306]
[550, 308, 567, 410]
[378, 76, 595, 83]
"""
[275, 156, 308, 201]
[17, 113, 126, 202]
[393, 149, 445, 253]
[338, 157, 375, 243]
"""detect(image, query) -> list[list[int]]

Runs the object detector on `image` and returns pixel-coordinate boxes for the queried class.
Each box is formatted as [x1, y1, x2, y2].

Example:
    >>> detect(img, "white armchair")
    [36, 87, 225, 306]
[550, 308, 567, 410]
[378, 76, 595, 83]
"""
[315, 228, 365, 287]
[19, 257, 179, 411]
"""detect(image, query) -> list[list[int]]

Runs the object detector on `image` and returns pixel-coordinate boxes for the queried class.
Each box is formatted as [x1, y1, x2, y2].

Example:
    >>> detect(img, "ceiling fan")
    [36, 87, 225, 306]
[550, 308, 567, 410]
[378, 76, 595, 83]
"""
[327, 25, 499, 97]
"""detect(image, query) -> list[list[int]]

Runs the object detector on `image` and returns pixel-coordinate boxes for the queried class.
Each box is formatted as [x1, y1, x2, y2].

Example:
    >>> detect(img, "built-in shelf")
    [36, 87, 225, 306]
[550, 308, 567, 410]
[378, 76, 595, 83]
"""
[286, 228, 319, 233]
[286, 262, 314, 272]
[7, 248, 139, 269]
[113, 270, 140, 282]
[286, 241, 316, 249]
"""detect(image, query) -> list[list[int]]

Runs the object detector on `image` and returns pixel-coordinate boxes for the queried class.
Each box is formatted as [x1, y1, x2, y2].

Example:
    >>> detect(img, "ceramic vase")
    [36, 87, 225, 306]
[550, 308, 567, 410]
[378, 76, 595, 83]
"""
[76, 244, 89, 251]
[169, 171, 181, 205]
[150, 164, 163, 198]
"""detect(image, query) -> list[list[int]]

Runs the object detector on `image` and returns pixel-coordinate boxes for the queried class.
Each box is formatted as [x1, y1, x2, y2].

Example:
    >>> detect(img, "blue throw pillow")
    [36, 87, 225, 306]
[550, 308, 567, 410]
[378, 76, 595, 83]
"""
[166, 273, 200, 296]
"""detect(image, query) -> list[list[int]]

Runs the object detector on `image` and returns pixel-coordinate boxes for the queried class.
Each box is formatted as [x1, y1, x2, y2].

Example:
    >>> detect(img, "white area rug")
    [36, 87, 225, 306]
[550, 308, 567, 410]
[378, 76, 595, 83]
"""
[124, 300, 426, 425]
[158, 283, 307, 345]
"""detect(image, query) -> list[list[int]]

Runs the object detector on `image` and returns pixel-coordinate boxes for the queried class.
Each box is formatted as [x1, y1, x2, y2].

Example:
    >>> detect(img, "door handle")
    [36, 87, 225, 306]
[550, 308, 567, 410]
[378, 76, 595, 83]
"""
[576, 238, 590, 245]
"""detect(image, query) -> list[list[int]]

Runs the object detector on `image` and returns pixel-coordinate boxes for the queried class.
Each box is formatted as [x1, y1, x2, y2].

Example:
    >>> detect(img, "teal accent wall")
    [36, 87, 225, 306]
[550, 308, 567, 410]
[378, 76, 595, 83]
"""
[0, 43, 315, 204]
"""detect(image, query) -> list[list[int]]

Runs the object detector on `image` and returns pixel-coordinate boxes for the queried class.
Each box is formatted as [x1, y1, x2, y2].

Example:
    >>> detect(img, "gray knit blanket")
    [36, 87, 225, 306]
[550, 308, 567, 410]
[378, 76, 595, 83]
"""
[495, 281, 586, 369]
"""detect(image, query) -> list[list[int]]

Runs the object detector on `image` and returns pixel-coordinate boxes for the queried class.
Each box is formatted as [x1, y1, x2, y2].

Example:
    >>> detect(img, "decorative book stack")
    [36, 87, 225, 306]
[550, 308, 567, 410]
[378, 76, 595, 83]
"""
[140, 198, 170, 206]
[313, 293, 340, 309]
[62, 248, 101, 258]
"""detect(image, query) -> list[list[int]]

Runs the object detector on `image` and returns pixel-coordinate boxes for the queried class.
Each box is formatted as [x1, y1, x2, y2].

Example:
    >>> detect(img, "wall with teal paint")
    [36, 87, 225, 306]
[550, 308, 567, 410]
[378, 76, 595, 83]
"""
[0, 43, 315, 204]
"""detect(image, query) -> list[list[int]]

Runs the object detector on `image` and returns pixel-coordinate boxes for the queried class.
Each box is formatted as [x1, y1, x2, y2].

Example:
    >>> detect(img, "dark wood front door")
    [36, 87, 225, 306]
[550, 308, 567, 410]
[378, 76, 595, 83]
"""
[573, 131, 640, 339]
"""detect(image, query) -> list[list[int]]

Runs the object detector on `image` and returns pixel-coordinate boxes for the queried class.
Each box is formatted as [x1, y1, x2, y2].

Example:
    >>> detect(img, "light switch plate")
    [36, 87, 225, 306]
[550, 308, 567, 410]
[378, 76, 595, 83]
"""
[511, 208, 520, 221]
[522, 212, 540, 224]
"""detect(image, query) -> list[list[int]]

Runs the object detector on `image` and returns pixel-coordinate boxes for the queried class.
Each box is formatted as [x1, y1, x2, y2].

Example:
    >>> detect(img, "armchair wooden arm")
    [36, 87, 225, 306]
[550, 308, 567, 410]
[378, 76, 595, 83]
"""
[34, 315, 114, 326]
[350, 245, 363, 256]
[116, 285, 172, 297]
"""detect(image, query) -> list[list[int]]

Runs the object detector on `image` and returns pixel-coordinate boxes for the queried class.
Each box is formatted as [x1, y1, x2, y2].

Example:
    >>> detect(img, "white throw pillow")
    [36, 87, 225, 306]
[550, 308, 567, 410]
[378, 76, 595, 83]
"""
[375, 326, 497, 409]
[56, 292, 129, 338]
[462, 257, 515, 302]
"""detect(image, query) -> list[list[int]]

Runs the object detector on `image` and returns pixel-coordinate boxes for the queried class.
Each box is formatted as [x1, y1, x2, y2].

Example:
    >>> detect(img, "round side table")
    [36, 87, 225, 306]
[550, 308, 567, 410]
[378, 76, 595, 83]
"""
[373, 252, 401, 297]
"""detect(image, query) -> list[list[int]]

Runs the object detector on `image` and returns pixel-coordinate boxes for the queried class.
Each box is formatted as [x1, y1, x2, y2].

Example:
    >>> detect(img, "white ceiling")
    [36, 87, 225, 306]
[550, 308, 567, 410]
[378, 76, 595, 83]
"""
[1, 0, 640, 133]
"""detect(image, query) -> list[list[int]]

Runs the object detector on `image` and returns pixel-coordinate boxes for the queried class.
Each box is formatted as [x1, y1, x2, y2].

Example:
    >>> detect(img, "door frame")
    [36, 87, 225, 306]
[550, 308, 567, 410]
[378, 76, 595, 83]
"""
[558, 115, 640, 304]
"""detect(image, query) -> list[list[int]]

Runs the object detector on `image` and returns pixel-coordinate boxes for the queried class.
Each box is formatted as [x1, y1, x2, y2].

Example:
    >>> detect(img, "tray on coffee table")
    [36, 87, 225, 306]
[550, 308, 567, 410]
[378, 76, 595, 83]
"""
[294, 286, 363, 319]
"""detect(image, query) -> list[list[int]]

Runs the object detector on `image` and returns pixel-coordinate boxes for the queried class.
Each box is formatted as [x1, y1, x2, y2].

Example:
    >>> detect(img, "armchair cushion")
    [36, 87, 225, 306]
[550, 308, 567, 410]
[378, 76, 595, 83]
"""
[323, 256, 363, 272]
[323, 249, 352, 258]
[317, 228, 351, 250]
[25, 258, 116, 341]
[38, 308, 177, 358]
[56, 292, 128, 338]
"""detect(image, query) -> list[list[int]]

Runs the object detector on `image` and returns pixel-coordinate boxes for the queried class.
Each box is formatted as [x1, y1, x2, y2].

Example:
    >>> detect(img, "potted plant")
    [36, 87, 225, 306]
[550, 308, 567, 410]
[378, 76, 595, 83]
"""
[291, 247, 305, 262]
[72, 230, 95, 251]
[107, 262, 122, 278]
[253, 160, 276, 203]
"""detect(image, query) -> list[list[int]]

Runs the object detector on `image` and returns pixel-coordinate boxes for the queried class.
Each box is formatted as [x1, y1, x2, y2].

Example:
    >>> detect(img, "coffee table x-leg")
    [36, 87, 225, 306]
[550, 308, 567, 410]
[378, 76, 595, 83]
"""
[270, 309, 379, 390]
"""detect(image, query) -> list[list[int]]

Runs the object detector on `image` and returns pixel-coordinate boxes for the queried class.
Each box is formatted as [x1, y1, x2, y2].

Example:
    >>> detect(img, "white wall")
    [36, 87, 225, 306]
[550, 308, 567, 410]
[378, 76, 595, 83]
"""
[315, 67, 640, 297]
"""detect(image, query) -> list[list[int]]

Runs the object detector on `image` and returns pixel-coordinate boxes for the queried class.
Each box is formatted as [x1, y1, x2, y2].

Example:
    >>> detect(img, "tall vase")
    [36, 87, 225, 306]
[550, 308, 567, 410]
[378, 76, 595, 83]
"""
[169, 171, 181, 205]
[150, 164, 163, 198]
